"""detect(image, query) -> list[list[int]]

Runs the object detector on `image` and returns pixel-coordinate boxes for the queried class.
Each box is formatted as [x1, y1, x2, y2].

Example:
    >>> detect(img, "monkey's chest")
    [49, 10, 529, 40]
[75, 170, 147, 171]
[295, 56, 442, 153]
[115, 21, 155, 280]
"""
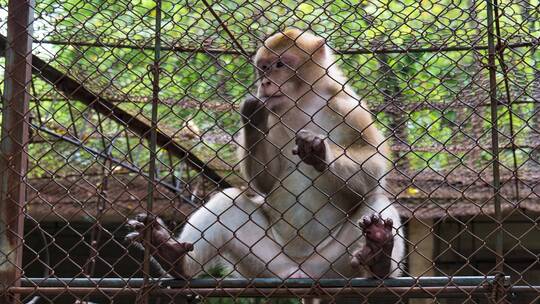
[262, 171, 347, 256]
[259, 115, 351, 256]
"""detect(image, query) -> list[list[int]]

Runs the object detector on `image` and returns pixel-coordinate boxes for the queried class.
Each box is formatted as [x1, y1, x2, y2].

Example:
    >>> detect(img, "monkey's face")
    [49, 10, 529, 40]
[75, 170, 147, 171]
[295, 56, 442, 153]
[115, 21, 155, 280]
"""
[254, 29, 328, 104]
[255, 52, 301, 99]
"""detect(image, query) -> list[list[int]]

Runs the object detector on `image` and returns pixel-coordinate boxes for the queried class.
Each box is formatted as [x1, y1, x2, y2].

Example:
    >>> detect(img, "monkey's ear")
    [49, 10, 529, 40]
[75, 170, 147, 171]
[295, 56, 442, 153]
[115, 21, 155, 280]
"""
[313, 36, 327, 58]
[315, 36, 326, 48]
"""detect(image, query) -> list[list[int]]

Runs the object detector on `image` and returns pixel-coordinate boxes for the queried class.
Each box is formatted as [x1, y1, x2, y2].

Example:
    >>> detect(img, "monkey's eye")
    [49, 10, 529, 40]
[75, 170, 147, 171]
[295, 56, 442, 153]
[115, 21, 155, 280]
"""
[275, 61, 285, 68]
[260, 65, 269, 71]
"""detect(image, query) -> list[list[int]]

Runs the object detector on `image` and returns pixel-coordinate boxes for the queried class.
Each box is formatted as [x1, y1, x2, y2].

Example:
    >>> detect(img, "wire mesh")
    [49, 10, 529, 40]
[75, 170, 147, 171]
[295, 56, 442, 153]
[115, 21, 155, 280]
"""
[0, 0, 539, 303]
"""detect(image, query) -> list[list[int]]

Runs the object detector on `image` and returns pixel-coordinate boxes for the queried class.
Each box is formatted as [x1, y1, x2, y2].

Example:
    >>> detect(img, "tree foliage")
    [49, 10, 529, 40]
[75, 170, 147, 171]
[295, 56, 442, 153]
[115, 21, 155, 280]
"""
[0, 0, 538, 184]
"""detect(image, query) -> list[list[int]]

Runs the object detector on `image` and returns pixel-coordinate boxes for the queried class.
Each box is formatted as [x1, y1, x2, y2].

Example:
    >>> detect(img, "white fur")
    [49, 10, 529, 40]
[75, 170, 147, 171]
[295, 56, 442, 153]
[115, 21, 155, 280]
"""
[177, 32, 404, 279]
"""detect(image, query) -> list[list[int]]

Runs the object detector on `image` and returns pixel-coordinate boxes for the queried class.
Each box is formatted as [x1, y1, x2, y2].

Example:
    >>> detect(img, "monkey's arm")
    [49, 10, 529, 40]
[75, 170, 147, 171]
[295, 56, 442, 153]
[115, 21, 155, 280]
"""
[325, 100, 390, 196]
[325, 142, 389, 196]
[126, 214, 193, 279]
[293, 116, 389, 197]
[238, 97, 280, 193]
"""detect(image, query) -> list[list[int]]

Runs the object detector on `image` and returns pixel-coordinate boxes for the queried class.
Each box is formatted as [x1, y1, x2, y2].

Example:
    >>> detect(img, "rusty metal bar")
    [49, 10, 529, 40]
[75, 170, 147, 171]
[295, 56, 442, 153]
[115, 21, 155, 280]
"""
[200, 0, 250, 58]
[0, 1, 34, 303]
[0, 34, 230, 189]
[139, 1, 162, 303]
[20, 276, 508, 288]
[6, 286, 501, 299]
[13, 276, 509, 299]
[486, 0, 504, 270]
[31, 38, 539, 55]
[485, 0, 507, 302]
[493, 0, 520, 202]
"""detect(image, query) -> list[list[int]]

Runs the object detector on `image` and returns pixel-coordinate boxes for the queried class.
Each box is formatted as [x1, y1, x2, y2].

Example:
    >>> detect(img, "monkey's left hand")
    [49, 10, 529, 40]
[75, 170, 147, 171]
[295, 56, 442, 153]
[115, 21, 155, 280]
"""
[350, 214, 394, 278]
[240, 96, 268, 133]
[292, 129, 327, 172]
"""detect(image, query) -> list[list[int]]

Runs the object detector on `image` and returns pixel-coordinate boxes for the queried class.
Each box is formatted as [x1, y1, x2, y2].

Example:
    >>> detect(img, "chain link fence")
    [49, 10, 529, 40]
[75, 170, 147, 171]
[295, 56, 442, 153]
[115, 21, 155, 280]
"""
[0, 0, 539, 303]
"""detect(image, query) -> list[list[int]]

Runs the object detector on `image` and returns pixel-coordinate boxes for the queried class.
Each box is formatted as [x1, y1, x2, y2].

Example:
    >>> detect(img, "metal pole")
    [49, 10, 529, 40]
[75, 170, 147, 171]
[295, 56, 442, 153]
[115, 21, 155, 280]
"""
[0, 0, 34, 303]
[485, 0, 507, 302]
[30, 37, 538, 55]
[19, 276, 509, 289]
[140, 1, 162, 303]
[486, 0, 504, 271]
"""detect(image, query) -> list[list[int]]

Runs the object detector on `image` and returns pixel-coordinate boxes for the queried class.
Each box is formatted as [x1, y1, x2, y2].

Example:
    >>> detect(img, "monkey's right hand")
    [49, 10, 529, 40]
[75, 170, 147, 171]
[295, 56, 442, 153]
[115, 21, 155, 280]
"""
[292, 130, 328, 172]
[126, 214, 167, 245]
[240, 96, 269, 133]
[125, 213, 193, 276]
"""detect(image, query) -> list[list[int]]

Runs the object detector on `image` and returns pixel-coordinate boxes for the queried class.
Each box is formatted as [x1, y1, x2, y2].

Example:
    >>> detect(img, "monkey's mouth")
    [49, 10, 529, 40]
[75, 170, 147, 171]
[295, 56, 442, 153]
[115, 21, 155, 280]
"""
[260, 91, 285, 100]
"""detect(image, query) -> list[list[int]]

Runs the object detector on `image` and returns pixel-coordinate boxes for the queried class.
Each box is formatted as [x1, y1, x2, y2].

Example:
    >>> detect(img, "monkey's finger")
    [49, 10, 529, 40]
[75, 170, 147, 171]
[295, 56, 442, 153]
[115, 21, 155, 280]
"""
[180, 242, 194, 252]
[296, 130, 314, 143]
[312, 137, 325, 153]
[127, 219, 145, 230]
[297, 129, 311, 137]
[125, 232, 141, 243]
[135, 213, 153, 224]
[295, 135, 305, 148]
[294, 132, 306, 144]
[370, 214, 380, 224]
[384, 218, 393, 228]
[350, 256, 360, 268]
[292, 147, 299, 155]
[362, 216, 372, 228]
[358, 220, 365, 229]
[300, 138, 313, 155]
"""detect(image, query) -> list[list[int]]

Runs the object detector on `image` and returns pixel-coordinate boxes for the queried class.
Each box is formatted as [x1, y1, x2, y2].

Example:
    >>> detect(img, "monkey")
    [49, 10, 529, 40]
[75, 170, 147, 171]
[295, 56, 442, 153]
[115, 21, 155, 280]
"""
[126, 28, 405, 280]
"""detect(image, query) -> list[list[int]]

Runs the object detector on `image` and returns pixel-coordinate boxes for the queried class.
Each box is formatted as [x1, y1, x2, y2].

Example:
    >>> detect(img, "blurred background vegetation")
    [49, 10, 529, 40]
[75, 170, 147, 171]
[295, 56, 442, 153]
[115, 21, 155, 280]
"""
[0, 0, 539, 302]
[0, 0, 538, 188]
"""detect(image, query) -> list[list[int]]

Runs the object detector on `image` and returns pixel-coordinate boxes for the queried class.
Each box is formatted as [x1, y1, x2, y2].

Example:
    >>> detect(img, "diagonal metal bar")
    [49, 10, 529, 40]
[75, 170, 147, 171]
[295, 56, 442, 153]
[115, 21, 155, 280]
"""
[31, 123, 197, 207]
[0, 34, 230, 189]
[200, 0, 250, 58]
[493, 0, 520, 203]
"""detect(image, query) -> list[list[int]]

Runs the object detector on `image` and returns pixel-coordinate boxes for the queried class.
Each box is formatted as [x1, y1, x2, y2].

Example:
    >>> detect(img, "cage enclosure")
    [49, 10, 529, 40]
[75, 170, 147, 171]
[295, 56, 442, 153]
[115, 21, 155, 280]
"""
[0, 0, 539, 303]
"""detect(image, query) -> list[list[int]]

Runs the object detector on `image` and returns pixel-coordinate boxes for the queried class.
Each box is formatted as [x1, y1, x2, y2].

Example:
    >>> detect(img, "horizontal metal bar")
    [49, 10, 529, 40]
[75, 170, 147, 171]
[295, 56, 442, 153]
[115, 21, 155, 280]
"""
[32, 38, 539, 55]
[13, 277, 520, 299]
[21, 276, 507, 288]
[8, 285, 498, 299]
[509, 286, 540, 294]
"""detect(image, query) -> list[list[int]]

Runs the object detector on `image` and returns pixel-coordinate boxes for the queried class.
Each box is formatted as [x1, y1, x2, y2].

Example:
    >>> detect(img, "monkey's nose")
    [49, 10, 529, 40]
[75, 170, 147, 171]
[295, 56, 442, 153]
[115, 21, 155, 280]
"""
[261, 78, 272, 87]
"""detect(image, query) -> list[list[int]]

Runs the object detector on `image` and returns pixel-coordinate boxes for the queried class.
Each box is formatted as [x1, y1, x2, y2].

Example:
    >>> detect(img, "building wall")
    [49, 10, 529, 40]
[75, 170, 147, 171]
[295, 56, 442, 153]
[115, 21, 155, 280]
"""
[20, 213, 540, 303]
[434, 212, 540, 303]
